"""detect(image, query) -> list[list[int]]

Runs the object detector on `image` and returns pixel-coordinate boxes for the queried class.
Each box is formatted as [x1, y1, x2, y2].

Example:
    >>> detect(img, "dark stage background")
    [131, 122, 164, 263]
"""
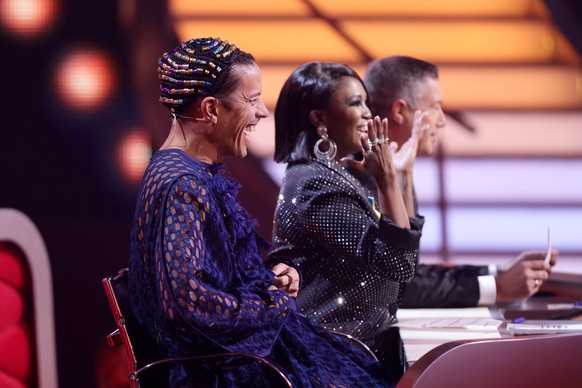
[0, 1, 281, 386]
[1, 2, 133, 388]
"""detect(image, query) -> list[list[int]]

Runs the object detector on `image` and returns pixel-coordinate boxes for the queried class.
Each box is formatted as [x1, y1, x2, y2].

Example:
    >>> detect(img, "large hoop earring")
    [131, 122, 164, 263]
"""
[313, 125, 337, 162]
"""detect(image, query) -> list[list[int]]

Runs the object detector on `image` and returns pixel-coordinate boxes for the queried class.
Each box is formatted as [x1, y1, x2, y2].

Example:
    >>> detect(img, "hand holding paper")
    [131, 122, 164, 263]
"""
[544, 226, 552, 265]
[495, 232, 557, 303]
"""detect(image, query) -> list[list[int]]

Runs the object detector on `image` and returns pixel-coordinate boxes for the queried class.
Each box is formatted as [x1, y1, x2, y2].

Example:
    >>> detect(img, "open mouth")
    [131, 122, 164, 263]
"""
[356, 125, 368, 134]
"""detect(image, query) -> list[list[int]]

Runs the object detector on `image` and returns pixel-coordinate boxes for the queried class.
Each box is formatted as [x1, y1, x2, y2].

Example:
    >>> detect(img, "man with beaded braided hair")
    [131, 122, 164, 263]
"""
[128, 37, 392, 387]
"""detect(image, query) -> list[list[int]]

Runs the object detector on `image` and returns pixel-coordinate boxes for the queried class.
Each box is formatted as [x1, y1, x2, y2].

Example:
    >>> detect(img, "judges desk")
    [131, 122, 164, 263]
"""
[538, 271, 582, 300]
[397, 271, 582, 388]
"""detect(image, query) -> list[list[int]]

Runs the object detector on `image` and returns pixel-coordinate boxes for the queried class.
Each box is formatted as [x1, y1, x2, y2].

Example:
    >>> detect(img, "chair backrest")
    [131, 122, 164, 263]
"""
[0, 208, 58, 388]
[397, 332, 582, 388]
[102, 268, 168, 387]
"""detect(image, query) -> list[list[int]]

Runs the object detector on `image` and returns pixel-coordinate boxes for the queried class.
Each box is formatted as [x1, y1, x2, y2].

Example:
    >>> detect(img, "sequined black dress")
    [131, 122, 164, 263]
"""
[128, 149, 392, 387]
[271, 158, 423, 374]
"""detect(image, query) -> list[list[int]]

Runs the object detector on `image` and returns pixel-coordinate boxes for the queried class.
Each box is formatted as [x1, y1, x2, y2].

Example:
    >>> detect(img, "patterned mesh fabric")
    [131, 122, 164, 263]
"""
[128, 149, 394, 387]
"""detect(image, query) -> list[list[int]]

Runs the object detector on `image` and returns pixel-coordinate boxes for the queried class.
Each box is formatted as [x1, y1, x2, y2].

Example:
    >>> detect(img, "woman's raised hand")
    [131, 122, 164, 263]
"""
[342, 116, 393, 180]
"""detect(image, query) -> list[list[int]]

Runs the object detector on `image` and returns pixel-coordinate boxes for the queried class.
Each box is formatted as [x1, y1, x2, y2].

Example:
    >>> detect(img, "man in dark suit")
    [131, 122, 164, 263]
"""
[363, 56, 557, 307]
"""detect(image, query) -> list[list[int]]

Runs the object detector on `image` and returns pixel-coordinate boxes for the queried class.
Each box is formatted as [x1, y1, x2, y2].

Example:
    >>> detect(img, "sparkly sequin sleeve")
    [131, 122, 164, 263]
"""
[271, 160, 422, 345]
[273, 161, 420, 282]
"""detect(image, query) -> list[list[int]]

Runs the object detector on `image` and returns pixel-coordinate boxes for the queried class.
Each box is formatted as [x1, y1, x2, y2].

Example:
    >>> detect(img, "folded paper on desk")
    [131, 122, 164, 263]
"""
[395, 318, 503, 331]
[397, 307, 492, 320]
[506, 320, 582, 335]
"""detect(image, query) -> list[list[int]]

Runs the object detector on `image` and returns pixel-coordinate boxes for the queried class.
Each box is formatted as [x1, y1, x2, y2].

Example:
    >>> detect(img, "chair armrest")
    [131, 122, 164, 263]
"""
[328, 330, 378, 361]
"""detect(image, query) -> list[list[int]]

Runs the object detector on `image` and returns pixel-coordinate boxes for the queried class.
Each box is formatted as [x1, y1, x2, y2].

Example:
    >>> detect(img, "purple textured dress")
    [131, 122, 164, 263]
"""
[128, 149, 394, 387]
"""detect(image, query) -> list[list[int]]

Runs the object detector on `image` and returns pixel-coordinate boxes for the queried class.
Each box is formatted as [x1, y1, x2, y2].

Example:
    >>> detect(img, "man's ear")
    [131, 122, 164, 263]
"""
[199, 97, 219, 123]
[308, 110, 324, 128]
[391, 98, 408, 125]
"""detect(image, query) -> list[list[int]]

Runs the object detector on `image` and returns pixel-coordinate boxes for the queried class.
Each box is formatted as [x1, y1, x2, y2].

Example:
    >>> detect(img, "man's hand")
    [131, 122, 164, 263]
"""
[391, 110, 429, 173]
[495, 250, 558, 303]
[268, 263, 300, 298]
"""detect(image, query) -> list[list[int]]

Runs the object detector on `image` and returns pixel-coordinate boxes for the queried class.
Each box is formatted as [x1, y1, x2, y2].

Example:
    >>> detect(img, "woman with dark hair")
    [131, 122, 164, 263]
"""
[271, 62, 424, 379]
[128, 38, 391, 387]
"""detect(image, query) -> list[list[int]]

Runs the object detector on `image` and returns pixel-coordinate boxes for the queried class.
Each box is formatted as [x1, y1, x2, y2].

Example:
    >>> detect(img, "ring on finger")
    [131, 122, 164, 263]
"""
[534, 279, 540, 287]
[284, 274, 293, 291]
[367, 139, 376, 148]
[377, 136, 386, 144]
[362, 147, 372, 157]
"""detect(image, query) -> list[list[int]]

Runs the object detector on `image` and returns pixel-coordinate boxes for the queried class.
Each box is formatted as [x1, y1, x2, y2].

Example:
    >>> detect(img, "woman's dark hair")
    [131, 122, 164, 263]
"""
[158, 37, 256, 113]
[274, 62, 367, 163]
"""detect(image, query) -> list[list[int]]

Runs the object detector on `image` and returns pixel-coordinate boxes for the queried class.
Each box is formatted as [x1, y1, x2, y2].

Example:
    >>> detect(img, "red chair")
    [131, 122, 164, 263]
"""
[0, 208, 58, 388]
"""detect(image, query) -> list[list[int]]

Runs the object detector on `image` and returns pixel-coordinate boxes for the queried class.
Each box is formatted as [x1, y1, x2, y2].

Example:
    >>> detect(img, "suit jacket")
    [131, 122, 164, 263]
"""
[401, 263, 489, 308]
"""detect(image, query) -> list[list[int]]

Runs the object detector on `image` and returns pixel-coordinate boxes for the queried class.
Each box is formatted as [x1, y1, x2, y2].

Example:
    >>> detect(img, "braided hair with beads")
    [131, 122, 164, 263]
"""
[158, 37, 256, 113]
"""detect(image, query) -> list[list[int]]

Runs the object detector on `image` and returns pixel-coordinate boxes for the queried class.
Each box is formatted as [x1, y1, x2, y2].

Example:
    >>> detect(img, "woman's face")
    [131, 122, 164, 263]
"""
[318, 76, 372, 158]
[213, 62, 269, 159]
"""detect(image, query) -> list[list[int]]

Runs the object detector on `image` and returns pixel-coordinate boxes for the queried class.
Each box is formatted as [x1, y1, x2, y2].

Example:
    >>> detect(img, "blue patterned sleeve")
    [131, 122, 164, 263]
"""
[158, 176, 293, 356]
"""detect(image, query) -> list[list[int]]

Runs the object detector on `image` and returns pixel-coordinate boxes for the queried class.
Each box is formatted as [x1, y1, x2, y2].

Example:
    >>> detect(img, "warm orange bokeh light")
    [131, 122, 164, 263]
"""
[0, 0, 59, 39]
[117, 129, 152, 185]
[53, 49, 117, 111]
[170, 0, 581, 111]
